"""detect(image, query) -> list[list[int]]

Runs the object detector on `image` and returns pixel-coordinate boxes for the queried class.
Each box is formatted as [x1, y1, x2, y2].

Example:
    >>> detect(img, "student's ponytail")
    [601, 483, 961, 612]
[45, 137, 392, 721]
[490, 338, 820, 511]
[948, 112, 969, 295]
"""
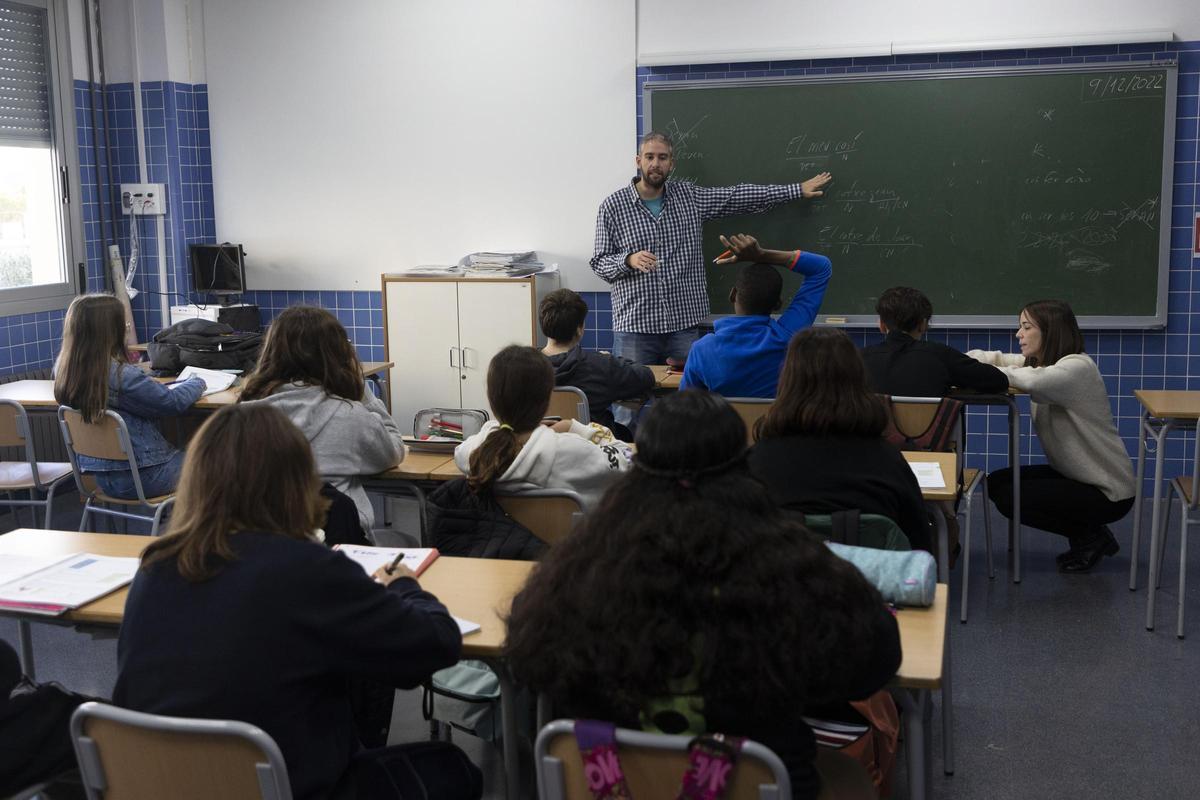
[468, 424, 522, 493]
[467, 346, 555, 494]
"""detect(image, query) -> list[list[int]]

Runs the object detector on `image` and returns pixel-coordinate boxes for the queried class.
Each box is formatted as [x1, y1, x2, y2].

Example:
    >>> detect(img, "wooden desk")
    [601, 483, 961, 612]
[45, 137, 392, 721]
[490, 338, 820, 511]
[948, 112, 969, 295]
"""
[892, 584, 949, 800]
[1132, 390, 1200, 629]
[902, 451, 957, 503]
[375, 452, 455, 481]
[648, 364, 681, 391]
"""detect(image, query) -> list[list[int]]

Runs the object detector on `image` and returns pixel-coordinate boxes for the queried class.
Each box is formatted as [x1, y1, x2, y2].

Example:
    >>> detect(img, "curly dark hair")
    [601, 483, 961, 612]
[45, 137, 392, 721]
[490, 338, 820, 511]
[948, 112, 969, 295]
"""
[504, 389, 894, 728]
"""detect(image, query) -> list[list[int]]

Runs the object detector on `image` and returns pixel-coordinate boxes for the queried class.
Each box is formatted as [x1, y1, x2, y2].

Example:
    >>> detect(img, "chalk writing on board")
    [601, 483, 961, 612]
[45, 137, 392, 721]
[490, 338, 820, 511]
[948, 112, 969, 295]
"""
[1064, 250, 1113, 273]
[1082, 73, 1165, 103]
[833, 182, 909, 214]
[1015, 197, 1160, 229]
[784, 132, 864, 163]
[816, 224, 922, 258]
[1039, 109, 1056, 121]
[1024, 169, 1093, 185]
[665, 116, 709, 160]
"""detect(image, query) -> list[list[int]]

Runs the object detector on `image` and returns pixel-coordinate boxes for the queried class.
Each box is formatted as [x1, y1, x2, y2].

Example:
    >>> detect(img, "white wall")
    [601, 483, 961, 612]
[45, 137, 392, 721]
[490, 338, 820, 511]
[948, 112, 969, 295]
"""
[637, 0, 1199, 63]
[203, 0, 635, 292]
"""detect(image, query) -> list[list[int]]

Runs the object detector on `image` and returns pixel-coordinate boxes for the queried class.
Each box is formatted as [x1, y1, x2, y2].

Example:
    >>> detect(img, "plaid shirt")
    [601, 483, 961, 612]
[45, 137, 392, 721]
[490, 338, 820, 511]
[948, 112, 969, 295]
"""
[590, 179, 805, 334]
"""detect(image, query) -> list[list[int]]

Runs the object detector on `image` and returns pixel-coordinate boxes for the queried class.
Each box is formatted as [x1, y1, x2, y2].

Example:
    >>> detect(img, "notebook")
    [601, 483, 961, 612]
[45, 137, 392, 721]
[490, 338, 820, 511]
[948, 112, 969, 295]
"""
[172, 365, 238, 396]
[333, 545, 440, 577]
[0, 553, 140, 616]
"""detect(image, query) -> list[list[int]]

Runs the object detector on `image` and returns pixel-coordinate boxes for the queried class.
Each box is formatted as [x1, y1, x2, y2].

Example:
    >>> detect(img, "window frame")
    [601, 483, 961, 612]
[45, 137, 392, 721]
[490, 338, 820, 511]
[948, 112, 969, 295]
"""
[0, 0, 84, 317]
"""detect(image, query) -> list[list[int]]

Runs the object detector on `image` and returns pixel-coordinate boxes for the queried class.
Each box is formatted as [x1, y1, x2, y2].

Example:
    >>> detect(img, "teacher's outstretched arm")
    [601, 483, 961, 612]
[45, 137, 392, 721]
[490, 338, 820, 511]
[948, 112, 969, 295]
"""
[695, 171, 832, 221]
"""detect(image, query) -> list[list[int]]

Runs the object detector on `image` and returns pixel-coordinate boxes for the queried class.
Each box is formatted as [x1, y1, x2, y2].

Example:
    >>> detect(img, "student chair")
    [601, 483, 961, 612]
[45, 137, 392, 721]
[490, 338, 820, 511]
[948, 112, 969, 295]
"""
[726, 397, 774, 445]
[495, 488, 586, 547]
[547, 386, 590, 424]
[1159, 451, 1200, 638]
[71, 701, 293, 800]
[0, 400, 73, 528]
[534, 719, 791, 800]
[58, 407, 176, 536]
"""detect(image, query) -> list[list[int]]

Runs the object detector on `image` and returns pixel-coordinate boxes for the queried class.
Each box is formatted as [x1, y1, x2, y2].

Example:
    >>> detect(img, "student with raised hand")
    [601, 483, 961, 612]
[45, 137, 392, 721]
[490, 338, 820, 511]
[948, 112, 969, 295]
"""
[53, 294, 205, 499]
[114, 404, 479, 800]
[454, 345, 632, 510]
[968, 300, 1135, 573]
[539, 288, 655, 439]
[505, 390, 898, 800]
[749, 328, 933, 552]
[862, 286, 1008, 396]
[681, 234, 832, 398]
[239, 305, 405, 536]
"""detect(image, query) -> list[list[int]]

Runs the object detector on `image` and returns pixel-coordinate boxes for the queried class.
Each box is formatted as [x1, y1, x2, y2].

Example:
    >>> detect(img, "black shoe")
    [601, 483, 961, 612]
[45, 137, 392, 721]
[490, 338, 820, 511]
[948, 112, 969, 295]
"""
[1055, 547, 1079, 565]
[1059, 527, 1120, 573]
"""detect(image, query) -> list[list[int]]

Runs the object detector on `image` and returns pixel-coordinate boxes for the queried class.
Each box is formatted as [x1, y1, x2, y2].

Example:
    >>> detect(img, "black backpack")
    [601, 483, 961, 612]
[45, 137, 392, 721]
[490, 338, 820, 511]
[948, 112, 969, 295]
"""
[148, 318, 263, 372]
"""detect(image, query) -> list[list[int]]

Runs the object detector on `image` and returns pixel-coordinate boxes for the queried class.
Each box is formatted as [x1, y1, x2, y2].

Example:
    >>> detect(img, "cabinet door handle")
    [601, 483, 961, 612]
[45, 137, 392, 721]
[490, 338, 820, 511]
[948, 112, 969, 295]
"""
[449, 347, 459, 368]
[462, 347, 476, 370]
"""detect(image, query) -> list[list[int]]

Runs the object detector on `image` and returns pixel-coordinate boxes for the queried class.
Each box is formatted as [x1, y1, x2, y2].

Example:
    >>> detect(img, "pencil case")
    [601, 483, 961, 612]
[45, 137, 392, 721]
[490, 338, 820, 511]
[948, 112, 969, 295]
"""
[826, 541, 937, 607]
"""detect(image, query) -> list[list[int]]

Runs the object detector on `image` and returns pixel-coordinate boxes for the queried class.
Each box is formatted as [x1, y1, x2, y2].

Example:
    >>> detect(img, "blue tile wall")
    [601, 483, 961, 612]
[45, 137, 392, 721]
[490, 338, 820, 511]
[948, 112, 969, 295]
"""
[634, 40, 1200, 484]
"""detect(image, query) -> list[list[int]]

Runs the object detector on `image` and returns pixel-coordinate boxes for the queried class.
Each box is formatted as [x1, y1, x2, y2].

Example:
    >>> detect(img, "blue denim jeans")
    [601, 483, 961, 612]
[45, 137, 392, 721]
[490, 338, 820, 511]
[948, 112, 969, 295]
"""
[94, 450, 186, 500]
[612, 327, 700, 366]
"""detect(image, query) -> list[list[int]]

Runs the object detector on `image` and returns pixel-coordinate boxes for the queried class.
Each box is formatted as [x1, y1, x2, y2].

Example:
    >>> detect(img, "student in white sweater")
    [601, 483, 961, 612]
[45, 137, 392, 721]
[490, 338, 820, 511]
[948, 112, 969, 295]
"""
[455, 345, 632, 510]
[969, 300, 1135, 573]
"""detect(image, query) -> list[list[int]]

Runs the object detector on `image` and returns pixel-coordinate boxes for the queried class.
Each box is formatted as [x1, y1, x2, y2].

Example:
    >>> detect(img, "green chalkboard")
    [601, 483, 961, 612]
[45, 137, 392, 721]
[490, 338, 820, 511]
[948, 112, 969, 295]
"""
[645, 63, 1176, 327]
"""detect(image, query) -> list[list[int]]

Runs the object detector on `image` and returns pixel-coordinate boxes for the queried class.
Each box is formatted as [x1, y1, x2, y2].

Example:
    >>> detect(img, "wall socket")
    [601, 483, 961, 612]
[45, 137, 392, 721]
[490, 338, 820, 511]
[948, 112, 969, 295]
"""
[120, 183, 167, 215]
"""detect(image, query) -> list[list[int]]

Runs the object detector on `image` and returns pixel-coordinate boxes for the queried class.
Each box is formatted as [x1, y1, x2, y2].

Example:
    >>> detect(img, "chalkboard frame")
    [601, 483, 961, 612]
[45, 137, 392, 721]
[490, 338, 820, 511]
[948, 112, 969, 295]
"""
[644, 61, 1178, 329]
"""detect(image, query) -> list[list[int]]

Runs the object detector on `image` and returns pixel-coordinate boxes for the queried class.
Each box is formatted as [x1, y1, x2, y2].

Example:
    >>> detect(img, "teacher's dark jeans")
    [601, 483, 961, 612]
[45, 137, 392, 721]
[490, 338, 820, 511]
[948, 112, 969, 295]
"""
[987, 465, 1134, 546]
[613, 327, 699, 366]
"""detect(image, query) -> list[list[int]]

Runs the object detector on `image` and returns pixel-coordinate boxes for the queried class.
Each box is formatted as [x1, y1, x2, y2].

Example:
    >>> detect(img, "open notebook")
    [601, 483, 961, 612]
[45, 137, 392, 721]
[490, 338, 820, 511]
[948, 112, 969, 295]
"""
[0, 553, 140, 616]
[333, 545, 479, 635]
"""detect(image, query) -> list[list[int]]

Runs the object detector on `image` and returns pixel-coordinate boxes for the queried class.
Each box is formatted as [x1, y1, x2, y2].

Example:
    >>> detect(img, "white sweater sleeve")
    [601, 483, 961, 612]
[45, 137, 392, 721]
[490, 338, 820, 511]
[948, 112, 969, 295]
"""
[994, 356, 1094, 406]
[966, 349, 1026, 368]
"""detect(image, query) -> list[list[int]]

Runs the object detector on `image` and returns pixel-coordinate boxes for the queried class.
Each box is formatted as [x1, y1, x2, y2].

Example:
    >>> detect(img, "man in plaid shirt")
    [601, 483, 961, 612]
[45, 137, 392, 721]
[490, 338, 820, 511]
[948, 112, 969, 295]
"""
[590, 131, 832, 365]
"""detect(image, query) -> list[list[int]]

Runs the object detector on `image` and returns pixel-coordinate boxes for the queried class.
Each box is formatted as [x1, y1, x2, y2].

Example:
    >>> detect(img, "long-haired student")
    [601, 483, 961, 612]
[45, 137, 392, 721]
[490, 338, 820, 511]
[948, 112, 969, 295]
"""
[749, 327, 933, 552]
[969, 300, 1135, 573]
[454, 345, 631, 509]
[113, 404, 479, 800]
[505, 390, 898, 800]
[53, 293, 205, 499]
[240, 305, 405, 535]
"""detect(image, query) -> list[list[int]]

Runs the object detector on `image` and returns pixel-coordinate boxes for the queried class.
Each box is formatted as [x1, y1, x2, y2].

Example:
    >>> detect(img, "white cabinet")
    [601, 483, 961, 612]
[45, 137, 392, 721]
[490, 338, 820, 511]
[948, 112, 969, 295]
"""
[383, 274, 559, 429]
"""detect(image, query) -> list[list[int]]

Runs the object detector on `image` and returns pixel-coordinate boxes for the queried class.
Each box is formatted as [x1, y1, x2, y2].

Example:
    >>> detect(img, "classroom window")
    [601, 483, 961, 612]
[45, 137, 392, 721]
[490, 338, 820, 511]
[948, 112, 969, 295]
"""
[0, 0, 81, 316]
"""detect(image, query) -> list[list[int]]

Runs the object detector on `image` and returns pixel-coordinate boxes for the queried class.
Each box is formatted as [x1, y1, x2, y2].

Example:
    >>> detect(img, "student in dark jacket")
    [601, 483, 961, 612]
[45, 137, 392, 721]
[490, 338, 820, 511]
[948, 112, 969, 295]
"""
[113, 404, 480, 800]
[749, 328, 933, 552]
[506, 390, 897, 800]
[540, 288, 655, 438]
[862, 286, 1007, 397]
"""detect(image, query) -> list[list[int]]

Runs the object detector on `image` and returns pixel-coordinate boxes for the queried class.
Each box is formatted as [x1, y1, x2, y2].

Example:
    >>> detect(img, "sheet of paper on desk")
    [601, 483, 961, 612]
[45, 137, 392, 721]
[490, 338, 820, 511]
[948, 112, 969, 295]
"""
[908, 461, 946, 489]
[333, 545, 439, 577]
[454, 616, 481, 636]
[0, 554, 140, 615]
[174, 365, 237, 396]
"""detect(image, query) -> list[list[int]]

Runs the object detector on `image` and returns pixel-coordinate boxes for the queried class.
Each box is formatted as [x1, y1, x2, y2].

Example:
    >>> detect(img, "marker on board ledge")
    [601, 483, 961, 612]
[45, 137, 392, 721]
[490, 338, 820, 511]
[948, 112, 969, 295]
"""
[823, 316, 847, 325]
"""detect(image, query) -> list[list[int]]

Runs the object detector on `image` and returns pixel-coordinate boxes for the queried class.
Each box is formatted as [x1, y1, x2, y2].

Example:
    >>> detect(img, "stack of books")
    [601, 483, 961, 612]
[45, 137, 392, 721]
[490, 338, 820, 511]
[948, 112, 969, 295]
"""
[461, 251, 545, 276]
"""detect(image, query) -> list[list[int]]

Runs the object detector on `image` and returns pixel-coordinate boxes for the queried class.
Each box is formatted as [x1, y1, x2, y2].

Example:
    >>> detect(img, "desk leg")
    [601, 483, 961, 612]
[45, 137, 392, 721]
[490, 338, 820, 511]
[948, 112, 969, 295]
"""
[17, 620, 35, 680]
[1130, 410, 1150, 590]
[1008, 399, 1022, 584]
[894, 689, 929, 800]
[495, 666, 521, 800]
[942, 608, 954, 776]
[1146, 421, 1173, 631]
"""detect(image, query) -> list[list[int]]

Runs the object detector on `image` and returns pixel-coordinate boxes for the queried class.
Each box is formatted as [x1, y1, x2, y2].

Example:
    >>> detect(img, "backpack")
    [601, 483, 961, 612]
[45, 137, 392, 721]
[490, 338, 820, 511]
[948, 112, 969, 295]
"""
[804, 691, 900, 798]
[796, 509, 912, 552]
[148, 318, 263, 373]
[881, 396, 963, 454]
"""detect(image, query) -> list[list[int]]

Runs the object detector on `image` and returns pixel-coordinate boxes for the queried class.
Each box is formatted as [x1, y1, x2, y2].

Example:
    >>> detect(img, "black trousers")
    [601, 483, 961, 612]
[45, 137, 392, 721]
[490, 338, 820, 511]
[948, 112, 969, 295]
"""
[987, 465, 1134, 545]
[338, 741, 483, 800]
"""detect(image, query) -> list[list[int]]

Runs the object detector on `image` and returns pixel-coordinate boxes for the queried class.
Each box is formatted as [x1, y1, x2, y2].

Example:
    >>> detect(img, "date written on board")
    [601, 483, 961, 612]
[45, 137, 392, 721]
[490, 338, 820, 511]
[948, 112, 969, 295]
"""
[1082, 72, 1164, 102]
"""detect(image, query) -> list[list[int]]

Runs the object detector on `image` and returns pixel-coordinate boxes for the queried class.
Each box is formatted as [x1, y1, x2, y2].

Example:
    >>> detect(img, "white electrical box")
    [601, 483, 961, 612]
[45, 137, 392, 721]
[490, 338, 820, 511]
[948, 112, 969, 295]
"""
[121, 183, 167, 215]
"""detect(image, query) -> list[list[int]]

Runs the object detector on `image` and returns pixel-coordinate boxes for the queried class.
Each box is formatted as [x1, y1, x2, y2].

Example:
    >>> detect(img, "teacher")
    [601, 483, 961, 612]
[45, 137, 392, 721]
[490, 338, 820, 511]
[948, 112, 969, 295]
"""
[590, 131, 832, 365]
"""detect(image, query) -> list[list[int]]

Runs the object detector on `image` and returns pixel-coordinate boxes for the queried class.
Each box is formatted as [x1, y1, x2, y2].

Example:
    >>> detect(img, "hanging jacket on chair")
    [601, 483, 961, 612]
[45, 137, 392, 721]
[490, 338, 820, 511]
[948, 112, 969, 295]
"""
[427, 478, 547, 560]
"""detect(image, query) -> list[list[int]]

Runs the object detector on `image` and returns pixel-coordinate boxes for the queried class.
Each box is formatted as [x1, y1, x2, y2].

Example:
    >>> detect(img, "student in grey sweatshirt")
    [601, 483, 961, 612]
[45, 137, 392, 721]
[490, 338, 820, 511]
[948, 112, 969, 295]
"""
[969, 300, 1135, 573]
[239, 306, 405, 534]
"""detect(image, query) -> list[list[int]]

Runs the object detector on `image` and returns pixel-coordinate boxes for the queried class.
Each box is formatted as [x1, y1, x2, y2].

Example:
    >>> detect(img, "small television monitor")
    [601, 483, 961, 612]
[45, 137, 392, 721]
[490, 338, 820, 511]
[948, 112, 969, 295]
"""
[189, 243, 246, 302]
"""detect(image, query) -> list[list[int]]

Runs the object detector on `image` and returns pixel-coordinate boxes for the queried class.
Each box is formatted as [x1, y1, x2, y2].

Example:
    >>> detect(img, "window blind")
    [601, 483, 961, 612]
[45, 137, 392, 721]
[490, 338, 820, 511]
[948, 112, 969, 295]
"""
[0, 0, 50, 146]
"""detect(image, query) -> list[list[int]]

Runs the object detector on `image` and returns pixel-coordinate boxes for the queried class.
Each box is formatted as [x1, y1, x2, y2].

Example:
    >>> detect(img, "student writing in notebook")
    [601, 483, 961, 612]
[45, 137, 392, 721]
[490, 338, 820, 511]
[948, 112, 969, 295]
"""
[114, 404, 480, 800]
[53, 294, 205, 499]
[505, 390, 897, 800]
[239, 305, 405, 537]
[681, 234, 832, 398]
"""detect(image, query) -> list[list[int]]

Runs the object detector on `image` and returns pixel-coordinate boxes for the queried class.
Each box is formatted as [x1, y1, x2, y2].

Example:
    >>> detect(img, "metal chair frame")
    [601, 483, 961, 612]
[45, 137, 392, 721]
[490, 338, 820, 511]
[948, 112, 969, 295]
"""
[0, 399, 73, 528]
[548, 386, 590, 424]
[58, 407, 175, 536]
[71, 701, 293, 800]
